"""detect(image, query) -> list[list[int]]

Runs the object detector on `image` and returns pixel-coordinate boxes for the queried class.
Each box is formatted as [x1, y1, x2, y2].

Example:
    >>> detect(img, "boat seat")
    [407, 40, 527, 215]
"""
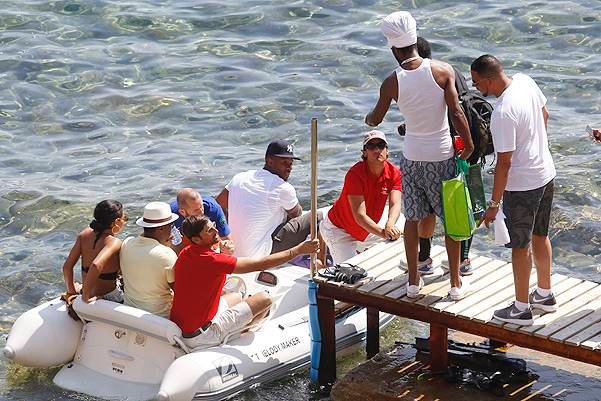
[72, 297, 182, 346]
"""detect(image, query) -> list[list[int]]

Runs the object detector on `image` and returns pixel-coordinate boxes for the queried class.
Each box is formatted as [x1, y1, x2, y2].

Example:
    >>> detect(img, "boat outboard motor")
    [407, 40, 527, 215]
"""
[4, 297, 83, 367]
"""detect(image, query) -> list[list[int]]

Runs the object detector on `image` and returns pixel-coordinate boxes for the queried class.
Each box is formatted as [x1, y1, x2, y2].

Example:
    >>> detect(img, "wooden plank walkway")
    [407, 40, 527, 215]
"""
[314, 240, 601, 384]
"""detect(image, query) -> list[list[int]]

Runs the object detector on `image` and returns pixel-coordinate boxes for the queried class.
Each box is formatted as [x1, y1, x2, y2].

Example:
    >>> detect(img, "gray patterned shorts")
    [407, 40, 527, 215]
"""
[399, 156, 456, 221]
[503, 179, 554, 249]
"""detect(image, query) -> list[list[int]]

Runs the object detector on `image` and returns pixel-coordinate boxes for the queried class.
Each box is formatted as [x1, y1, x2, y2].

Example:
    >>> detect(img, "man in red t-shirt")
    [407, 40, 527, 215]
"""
[319, 130, 403, 265]
[170, 215, 319, 349]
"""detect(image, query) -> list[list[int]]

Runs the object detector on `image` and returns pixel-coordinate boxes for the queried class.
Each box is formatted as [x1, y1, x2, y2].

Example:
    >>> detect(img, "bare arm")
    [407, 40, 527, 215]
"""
[365, 73, 397, 127]
[215, 188, 229, 219]
[480, 151, 512, 228]
[542, 105, 549, 130]
[62, 235, 83, 295]
[432, 61, 473, 159]
[386, 190, 402, 226]
[285, 203, 302, 219]
[348, 195, 386, 239]
[233, 239, 319, 274]
[82, 237, 121, 302]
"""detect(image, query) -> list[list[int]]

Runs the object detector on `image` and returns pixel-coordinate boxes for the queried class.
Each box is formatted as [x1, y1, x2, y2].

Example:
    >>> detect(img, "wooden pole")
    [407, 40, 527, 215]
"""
[310, 117, 318, 278]
[366, 307, 380, 358]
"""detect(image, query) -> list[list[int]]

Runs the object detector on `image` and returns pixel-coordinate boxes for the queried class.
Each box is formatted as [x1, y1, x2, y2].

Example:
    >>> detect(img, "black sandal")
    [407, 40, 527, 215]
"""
[318, 263, 367, 284]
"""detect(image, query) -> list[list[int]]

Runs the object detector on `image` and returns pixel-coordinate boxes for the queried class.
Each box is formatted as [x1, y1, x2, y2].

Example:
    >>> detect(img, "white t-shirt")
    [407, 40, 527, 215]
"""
[120, 236, 177, 318]
[490, 73, 556, 191]
[226, 169, 299, 257]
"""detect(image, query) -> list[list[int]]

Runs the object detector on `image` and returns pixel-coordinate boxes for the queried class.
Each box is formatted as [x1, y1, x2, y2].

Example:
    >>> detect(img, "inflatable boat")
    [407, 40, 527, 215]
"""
[3, 263, 393, 401]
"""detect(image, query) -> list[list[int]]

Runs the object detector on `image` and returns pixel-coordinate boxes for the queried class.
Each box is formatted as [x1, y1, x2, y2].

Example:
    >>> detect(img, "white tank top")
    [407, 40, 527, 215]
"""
[395, 58, 454, 162]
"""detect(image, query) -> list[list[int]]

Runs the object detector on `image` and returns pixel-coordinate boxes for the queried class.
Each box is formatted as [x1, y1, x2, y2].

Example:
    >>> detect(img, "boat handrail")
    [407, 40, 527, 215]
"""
[72, 297, 183, 345]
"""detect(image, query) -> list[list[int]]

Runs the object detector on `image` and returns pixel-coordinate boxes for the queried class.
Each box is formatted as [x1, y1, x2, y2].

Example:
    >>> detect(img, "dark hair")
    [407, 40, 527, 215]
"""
[471, 54, 503, 77]
[89, 200, 123, 248]
[181, 215, 210, 240]
[416, 37, 431, 59]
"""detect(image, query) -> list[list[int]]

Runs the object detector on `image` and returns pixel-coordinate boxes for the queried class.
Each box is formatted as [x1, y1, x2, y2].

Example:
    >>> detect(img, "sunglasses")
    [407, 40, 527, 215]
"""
[364, 141, 387, 150]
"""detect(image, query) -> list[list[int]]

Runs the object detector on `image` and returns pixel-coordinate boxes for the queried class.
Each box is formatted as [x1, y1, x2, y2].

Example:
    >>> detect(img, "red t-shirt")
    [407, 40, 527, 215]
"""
[170, 243, 237, 333]
[328, 160, 401, 241]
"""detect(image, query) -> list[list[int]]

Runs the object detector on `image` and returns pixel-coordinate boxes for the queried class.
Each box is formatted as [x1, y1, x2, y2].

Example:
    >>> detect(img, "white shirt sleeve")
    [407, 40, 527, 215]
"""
[490, 115, 517, 153]
[277, 182, 299, 211]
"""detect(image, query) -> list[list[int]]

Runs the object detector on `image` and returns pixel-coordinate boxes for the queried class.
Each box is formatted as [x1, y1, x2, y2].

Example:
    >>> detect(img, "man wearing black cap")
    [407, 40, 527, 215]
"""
[216, 140, 316, 258]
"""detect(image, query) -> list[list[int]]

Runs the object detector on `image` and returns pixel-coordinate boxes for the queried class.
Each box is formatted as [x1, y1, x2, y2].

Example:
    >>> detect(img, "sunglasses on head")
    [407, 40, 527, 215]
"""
[364, 141, 387, 150]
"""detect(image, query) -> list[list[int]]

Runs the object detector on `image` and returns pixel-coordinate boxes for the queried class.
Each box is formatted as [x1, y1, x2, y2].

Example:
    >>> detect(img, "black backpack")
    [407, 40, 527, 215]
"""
[449, 67, 494, 165]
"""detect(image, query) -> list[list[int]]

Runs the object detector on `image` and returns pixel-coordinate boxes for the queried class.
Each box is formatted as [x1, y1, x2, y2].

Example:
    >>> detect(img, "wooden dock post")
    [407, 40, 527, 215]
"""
[366, 307, 380, 358]
[429, 323, 448, 372]
[317, 295, 336, 384]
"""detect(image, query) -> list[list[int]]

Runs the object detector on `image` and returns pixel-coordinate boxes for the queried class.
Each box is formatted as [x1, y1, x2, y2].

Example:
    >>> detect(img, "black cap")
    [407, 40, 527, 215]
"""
[265, 139, 301, 160]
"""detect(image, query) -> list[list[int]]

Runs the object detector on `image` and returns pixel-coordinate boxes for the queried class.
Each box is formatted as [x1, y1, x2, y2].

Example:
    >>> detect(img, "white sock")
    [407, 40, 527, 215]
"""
[536, 287, 551, 297]
[514, 300, 530, 311]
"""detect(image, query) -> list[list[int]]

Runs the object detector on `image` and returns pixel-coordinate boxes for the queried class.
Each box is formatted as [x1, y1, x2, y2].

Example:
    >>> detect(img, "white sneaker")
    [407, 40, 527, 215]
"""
[449, 278, 470, 301]
[406, 277, 424, 298]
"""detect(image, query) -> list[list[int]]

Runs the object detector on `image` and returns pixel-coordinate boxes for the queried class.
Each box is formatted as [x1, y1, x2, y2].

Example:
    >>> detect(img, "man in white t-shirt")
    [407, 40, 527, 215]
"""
[216, 140, 316, 257]
[472, 55, 557, 326]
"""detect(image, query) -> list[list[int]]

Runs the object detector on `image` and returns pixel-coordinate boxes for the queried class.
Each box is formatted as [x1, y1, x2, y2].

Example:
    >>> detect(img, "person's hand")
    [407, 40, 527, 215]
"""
[458, 142, 474, 160]
[297, 239, 320, 255]
[384, 224, 401, 241]
[479, 206, 499, 228]
[220, 239, 235, 255]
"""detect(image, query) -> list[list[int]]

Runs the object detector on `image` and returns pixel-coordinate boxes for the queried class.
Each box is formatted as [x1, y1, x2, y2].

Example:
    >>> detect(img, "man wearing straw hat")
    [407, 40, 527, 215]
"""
[365, 11, 474, 300]
[120, 201, 179, 318]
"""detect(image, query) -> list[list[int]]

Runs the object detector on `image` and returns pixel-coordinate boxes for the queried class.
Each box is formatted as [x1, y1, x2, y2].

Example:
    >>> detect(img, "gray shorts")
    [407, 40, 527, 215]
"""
[503, 179, 554, 249]
[399, 156, 456, 221]
[271, 210, 323, 254]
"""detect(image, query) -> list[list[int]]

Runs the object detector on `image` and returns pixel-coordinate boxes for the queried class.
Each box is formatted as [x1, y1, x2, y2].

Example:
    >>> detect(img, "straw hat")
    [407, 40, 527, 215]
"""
[135, 202, 179, 228]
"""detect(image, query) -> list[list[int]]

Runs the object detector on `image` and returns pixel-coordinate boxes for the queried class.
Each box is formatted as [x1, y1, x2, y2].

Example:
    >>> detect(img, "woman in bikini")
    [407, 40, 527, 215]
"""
[61, 200, 127, 303]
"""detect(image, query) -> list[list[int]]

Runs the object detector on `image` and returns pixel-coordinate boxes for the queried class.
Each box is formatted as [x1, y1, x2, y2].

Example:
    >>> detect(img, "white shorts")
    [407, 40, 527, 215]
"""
[182, 298, 253, 349]
[320, 212, 404, 265]
[319, 213, 378, 265]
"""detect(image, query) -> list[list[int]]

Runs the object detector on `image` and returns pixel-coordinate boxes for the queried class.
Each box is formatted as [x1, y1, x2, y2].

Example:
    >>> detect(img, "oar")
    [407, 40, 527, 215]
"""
[308, 118, 321, 382]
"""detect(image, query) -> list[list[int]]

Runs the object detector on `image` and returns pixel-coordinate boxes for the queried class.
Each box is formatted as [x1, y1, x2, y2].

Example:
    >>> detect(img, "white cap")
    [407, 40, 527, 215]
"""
[363, 130, 388, 147]
[381, 11, 417, 48]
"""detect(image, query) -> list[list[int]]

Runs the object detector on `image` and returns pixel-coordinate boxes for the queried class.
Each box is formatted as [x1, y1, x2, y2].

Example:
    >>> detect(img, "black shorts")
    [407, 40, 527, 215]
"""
[503, 179, 554, 249]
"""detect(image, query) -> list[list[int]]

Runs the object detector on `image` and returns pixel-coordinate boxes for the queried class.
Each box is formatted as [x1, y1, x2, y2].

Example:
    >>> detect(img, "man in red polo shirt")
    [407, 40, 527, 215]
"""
[170, 215, 319, 349]
[319, 130, 403, 265]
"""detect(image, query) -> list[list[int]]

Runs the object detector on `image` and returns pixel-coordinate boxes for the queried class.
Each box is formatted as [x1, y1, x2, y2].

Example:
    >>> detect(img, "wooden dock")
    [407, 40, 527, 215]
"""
[314, 240, 601, 384]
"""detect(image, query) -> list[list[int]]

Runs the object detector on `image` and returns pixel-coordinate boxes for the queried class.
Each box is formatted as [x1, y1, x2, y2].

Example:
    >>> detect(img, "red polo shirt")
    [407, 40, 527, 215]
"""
[328, 160, 401, 241]
[170, 243, 237, 333]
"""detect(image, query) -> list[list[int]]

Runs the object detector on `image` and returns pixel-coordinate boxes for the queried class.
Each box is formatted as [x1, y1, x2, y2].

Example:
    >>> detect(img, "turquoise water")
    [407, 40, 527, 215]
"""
[0, 0, 600, 400]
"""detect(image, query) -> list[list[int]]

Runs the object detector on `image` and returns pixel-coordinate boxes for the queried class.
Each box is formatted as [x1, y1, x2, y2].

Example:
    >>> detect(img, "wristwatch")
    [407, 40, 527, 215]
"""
[487, 199, 502, 208]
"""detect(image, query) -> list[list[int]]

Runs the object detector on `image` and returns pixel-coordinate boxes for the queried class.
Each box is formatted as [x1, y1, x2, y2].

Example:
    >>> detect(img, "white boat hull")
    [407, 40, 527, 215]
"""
[6, 264, 395, 401]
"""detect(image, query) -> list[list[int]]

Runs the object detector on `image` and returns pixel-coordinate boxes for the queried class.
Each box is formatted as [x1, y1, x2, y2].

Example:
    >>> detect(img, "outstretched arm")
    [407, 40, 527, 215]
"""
[365, 73, 397, 127]
[234, 240, 319, 274]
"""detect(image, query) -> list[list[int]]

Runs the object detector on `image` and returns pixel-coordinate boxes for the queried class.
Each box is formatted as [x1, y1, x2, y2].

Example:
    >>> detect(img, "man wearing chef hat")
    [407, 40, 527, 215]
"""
[365, 11, 474, 301]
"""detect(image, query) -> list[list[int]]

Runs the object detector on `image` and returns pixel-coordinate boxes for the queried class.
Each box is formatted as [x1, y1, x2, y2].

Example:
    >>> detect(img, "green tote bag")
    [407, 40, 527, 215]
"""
[442, 158, 476, 241]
